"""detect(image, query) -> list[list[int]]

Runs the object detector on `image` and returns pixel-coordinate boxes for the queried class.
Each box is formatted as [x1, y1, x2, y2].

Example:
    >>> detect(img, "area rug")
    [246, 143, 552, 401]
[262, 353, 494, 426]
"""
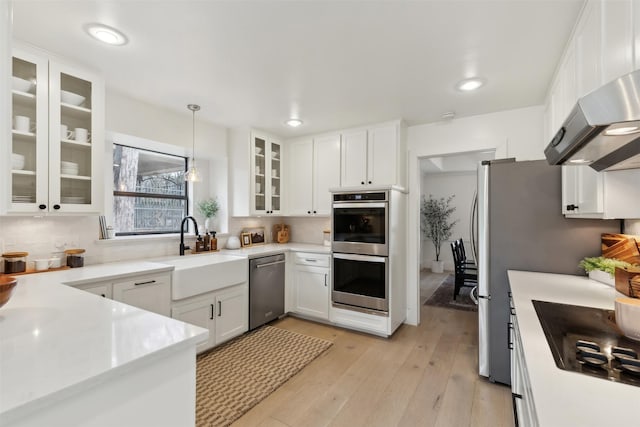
[424, 274, 478, 312]
[196, 325, 332, 427]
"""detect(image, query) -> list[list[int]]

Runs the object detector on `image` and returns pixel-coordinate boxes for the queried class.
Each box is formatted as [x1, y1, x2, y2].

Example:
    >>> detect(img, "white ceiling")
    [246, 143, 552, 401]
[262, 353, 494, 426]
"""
[11, 0, 584, 138]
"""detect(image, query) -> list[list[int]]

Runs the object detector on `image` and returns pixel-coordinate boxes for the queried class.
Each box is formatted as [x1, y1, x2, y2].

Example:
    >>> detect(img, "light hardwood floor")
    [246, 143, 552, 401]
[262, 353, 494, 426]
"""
[233, 275, 514, 427]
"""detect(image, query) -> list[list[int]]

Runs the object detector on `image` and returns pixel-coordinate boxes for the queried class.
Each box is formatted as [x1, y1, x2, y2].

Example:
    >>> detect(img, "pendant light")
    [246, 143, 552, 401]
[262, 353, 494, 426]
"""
[185, 104, 201, 182]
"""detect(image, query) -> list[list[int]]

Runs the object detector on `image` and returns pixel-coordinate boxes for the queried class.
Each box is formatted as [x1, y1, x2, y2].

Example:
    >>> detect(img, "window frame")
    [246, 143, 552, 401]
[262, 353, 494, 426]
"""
[112, 142, 190, 236]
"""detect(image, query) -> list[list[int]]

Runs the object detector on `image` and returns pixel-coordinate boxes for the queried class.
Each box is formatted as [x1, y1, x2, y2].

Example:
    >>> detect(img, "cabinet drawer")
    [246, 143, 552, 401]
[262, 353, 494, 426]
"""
[294, 252, 330, 267]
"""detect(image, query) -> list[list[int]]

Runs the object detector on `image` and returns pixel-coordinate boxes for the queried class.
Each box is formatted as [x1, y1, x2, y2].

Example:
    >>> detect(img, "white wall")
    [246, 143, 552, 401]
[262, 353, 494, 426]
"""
[406, 105, 545, 325]
[420, 171, 476, 271]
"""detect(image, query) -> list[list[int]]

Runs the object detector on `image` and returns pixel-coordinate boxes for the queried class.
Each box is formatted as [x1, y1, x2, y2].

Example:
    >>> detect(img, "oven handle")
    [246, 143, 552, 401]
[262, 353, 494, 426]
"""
[332, 202, 387, 209]
[333, 253, 386, 263]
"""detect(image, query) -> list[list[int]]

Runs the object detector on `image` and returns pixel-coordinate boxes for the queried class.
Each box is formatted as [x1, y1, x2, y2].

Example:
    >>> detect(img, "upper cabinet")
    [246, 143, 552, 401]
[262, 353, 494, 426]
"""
[286, 134, 341, 216]
[340, 121, 406, 189]
[545, 0, 640, 218]
[230, 129, 283, 216]
[7, 46, 104, 215]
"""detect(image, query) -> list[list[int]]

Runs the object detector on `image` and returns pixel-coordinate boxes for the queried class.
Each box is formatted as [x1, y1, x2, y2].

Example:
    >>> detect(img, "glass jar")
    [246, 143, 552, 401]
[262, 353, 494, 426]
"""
[64, 249, 85, 268]
[2, 252, 28, 274]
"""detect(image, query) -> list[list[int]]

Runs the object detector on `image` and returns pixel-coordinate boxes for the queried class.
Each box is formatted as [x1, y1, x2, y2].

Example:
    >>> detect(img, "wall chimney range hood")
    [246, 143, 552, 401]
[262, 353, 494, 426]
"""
[544, 70, 640, 171]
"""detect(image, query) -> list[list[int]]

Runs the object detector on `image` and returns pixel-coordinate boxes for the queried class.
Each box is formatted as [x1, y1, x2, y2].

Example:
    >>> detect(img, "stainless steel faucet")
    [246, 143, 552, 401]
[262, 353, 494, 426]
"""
[179, 216, 200, 256]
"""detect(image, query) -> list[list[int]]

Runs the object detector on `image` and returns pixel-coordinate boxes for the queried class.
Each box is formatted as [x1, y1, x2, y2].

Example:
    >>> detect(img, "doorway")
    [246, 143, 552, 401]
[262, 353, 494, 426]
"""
[418, 150, 495, 305]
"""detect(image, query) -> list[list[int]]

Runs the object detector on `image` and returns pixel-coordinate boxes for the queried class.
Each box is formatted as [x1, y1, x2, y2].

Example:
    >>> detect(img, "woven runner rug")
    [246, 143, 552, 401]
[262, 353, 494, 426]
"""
[196, 325, 332, 427]
[424, 274, 478, 312]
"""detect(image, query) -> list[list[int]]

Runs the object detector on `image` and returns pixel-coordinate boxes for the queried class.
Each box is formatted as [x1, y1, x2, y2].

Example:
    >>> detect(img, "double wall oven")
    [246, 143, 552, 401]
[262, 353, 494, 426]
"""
[332, 190, 389, 315]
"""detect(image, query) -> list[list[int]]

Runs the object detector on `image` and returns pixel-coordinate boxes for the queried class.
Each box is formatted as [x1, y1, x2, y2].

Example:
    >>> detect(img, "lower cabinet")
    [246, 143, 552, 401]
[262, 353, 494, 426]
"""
[172, 283, 248, 353]
[292, 253, 330, 320]
[112, 273, 171, 317]
[77, 281, 112, 299]
[510, 307, 538, 427]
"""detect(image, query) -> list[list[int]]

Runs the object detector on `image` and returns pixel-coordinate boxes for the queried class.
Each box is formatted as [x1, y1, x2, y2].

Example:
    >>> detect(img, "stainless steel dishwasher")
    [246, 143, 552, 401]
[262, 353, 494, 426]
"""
[249, 253, 285, 330]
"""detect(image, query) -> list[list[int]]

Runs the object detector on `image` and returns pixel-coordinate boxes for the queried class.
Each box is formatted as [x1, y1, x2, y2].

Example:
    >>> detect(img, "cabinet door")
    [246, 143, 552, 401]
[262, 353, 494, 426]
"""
[79, 282, 111, 299]
[112, 274, 171, 317]
[49, 61, 104, 214]
[268, 140, 283, 215]
[215, 285, 248, 344]
[287, 139, 313, 215]
[341, 129, 368, 187]
[367, 124, 397, 186]
[251, 134, 268, 214]
[602, 0, 633, 84]
[171, 296, 216, 353]
[313, 134, 341, 215]
[562, 166, 579, 214]
[10, 49, 49, 213]
[576, 165, 604, 214]
[294, 265, 329, 320]
[575, 1, 602, 97]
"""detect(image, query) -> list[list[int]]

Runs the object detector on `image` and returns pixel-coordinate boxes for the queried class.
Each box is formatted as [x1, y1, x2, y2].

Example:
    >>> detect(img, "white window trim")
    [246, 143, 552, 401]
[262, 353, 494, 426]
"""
[105, 131, 195, 237]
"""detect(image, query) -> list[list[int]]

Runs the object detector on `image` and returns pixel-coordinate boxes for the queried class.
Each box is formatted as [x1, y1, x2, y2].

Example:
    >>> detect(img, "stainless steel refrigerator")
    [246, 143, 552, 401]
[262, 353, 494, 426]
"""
[475, 159, 620, 385]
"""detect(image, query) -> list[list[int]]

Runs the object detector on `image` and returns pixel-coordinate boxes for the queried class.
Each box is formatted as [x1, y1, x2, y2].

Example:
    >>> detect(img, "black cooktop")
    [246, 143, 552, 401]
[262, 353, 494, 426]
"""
[533, 300, 640, 387]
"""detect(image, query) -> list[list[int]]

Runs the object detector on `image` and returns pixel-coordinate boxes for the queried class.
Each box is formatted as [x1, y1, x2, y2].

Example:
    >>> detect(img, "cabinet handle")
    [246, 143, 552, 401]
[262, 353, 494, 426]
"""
[324, 274, 327, 287]
[512, 392, 522, 399]
[305, 258, 318, 262]
[508, 322, 514, 350]
[308, 210, 311, 214]
[100, 293, 106, 298]
[53, 204, 61, 210]
[361, 181, 365, 185]
[566, 204, 578, 211]
[313, 210, 317, 214]
[38, 204, 47, 210]
[218, 301, 222, 317]
[368, 181, 372, 184]
[210, 304, 214, 320]
[134, 279, 156, 286]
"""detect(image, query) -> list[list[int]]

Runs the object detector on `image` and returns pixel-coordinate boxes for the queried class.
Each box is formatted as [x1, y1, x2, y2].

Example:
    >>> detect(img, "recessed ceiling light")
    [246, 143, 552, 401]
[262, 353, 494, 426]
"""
[568, 159, 592, 164]
[286, 118, 303, 127]
[84, 23, 128, 46]
[456, 77, 486, 92]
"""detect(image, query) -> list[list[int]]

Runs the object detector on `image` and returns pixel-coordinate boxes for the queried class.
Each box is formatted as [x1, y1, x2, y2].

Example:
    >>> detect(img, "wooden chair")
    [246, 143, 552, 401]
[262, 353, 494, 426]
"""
[451, 240, 478, 300]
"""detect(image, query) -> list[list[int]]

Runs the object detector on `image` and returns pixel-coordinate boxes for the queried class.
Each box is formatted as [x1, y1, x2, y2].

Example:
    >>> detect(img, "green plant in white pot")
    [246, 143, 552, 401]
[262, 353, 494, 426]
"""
[421, 194, 458, 273]
[197, 197, 219, 233]
[579, 256, 633, 286]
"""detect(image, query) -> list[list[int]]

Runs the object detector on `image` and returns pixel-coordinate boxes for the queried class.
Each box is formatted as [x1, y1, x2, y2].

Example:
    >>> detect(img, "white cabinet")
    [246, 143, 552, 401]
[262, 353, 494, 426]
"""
[601, 0, 633, 84]
[340, 122, 405, 188]
[78, 281, 112, 299]
[230, 129, 283, 216]
[575, 1, 602, 98]
[8, 46, 104, 215]
[171, 283, 248, 353]
[287, 134, 341, 216]
[112, 273, 171, 317]
[213, 285, 248, 344]
[292, 253, 330, 320]
[510, 309, 539, 426]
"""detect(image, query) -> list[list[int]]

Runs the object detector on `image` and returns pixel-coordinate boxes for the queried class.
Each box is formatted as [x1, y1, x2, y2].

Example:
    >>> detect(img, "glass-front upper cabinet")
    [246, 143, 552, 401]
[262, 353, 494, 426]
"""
[250, 132, 282, 215]
[10, 51, 48, 212]
[7, 46, 104, 214]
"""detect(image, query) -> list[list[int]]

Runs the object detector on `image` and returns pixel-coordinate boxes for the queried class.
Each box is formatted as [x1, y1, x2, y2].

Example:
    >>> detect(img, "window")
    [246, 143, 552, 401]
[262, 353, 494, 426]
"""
[113, 144, 188, 235]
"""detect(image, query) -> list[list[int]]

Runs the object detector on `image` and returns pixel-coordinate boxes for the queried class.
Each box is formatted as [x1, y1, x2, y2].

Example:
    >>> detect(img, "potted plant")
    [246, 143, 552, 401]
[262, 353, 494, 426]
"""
[197, 197, 220, 233]
[421, 194, 458, 273]
[579, 256, 633, 286]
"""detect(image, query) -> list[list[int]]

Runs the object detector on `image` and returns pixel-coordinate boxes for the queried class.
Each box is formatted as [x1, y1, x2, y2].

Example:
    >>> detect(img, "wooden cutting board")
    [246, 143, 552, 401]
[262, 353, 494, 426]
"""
[602, 233, 640, 264]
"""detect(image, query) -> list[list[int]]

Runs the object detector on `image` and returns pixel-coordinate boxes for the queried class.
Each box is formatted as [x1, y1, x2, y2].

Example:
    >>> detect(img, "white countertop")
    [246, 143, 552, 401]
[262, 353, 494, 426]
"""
[220, 242, 330, 258]
[508, 270, 640, 426]
[0, 262, 208, 422]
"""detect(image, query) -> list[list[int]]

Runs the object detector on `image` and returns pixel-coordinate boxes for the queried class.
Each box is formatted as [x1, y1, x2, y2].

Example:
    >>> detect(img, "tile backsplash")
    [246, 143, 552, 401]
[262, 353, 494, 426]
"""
[0, 215, 331, 266]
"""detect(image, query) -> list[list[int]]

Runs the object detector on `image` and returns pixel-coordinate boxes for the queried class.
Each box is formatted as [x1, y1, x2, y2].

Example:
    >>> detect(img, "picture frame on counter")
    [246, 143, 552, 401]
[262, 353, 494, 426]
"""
[243, 227, 265, 245]
[241, 232, 251, 247]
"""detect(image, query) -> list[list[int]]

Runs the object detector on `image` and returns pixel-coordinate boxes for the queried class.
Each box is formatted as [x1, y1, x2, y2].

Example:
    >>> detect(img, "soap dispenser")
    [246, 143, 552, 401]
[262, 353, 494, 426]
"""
[210, 231, 218, 251]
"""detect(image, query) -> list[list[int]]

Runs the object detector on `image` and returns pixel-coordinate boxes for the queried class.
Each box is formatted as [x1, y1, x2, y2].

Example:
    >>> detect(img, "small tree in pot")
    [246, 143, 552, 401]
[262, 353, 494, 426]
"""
[197, 197, 220, 233]
[421, 194, 458, 273]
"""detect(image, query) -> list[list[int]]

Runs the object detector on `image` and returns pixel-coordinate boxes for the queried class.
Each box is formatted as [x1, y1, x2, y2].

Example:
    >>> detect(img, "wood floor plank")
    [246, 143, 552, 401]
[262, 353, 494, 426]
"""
[234, 272, 513, 427]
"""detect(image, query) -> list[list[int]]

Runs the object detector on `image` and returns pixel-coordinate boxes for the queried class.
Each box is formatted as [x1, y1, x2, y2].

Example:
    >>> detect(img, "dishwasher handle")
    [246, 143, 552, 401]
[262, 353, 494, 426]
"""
[255, 260, 286, 269]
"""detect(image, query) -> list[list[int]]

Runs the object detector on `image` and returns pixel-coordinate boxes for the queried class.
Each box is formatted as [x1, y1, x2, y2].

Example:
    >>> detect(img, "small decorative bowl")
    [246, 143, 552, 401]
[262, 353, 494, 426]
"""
[0, 276, 18, 309]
